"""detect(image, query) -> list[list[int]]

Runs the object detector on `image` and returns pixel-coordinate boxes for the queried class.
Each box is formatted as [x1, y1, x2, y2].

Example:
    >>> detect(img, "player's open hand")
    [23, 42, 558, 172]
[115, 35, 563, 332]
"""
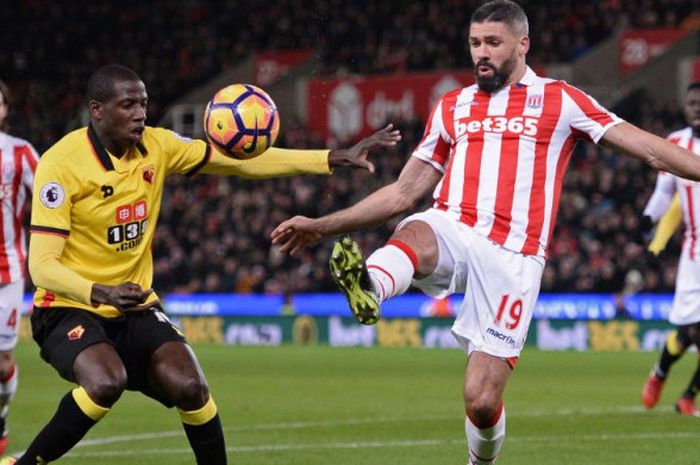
[271, 216, 324, 256]
[328, 124, 401, 173]
[91, 281, 154, 313]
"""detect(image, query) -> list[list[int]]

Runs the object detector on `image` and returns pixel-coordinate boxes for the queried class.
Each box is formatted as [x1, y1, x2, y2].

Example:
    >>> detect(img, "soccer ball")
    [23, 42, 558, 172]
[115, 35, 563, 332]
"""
[204, 84, 280, 159]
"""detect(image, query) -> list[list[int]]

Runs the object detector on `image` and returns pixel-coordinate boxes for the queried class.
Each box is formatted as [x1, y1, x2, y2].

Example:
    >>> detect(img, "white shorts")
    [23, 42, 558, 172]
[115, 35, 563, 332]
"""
[397, 209, 544, 359]
[671, 249, 700, 325]
[0, 279, 22, 351]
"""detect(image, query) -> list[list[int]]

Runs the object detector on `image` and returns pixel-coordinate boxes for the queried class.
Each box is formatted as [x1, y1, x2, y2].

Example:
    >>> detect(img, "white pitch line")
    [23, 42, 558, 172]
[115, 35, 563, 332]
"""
[7, 404, 681, 458]
[72, 415, 454, 448]
[72, 404, 668, 449]
[64, 431, 700, 459]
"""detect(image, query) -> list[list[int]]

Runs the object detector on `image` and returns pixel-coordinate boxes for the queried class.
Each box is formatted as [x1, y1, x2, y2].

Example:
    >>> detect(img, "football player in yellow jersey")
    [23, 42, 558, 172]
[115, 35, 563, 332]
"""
[0, 64, 399, 465]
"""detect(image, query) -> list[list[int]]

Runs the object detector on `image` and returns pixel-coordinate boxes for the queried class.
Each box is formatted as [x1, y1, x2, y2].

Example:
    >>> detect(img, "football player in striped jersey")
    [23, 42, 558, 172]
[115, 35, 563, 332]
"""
[0, 80, 38, 456]
[273, 1, 700, 463]
[641, 82, 700, 417]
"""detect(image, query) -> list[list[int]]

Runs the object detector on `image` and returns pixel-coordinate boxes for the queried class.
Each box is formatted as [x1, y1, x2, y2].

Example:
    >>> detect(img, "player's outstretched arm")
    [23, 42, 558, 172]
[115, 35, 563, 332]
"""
[326, 124, 401, 173]
[601, 122, 700, 181]
[271, 157, 441, 256]
[200, 125, 401, 178]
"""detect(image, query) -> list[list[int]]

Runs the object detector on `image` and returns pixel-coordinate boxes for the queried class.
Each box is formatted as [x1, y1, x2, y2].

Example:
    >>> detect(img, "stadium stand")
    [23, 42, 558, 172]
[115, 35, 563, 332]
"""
[1, 0, 695, 295]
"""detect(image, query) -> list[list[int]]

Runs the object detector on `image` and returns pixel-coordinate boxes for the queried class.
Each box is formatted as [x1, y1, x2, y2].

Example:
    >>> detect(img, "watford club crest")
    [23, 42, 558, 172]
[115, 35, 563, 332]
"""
[142, 164, 155, 184]
[67, 325, 85, 341]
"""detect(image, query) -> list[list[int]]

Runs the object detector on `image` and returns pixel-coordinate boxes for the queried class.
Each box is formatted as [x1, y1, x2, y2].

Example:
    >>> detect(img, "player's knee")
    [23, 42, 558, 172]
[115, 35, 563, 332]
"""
[683, 323, 700, 346]
[391, 221, 437, 276]
[83, 369, 127, 407]
[0, 350, 14, 378]
[172, 373, 210, 411]
[463, 389, 501, 425]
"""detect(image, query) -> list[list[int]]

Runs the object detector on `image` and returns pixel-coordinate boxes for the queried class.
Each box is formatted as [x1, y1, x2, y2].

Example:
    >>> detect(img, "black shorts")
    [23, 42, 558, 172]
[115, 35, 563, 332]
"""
[31, 306, 187, 406]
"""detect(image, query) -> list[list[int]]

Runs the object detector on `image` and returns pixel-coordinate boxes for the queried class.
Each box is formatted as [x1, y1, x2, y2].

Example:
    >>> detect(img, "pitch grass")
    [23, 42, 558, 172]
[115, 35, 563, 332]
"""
[7, 341, 700, 464]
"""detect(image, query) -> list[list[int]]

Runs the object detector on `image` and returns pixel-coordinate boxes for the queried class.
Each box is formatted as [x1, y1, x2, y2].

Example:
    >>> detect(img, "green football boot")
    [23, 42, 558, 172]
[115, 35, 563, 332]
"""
[329, 236, 380, 325]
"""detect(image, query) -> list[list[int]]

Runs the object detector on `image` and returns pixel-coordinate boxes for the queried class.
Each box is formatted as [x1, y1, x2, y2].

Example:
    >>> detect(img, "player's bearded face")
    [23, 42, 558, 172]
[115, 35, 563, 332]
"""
[474, 52, 517, 93]
[469, 20, 527, 94]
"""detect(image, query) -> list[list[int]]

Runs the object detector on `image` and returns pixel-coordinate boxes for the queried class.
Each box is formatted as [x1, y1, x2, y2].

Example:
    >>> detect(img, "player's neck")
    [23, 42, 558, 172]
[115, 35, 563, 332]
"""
[506, 62, 528, 87]
[92, 126, 129, 158]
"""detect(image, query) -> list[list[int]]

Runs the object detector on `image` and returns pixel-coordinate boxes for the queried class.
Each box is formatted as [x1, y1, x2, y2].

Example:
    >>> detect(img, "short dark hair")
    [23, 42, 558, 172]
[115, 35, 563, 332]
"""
[86, 64, 142, 103]
[471, 0, 529, 35]
[688, 82, 700, 93]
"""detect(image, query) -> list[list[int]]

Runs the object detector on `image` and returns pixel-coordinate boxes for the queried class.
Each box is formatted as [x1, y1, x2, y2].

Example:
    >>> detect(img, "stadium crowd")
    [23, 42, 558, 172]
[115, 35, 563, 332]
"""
[152, 91, 685, 296]
[3, 0, 697, 151]
[2, 0, 696, 295]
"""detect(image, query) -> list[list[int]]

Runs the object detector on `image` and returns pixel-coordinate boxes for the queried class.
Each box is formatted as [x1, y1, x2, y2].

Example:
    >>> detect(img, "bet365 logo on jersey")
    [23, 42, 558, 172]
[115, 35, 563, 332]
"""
[456, 116, 538, 137]
[107, 200, 148, 251]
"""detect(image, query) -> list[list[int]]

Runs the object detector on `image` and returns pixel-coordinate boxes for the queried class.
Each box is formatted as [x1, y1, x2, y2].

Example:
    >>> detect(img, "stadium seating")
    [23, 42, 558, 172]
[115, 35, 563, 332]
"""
[1, 0, 692, 294]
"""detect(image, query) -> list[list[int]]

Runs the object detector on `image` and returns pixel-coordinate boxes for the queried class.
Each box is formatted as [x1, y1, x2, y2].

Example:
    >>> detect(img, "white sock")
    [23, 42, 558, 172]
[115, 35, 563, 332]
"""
[366, 241, 417, 302]
[0, 364, 17, 436]
[465, 405, 506, 464]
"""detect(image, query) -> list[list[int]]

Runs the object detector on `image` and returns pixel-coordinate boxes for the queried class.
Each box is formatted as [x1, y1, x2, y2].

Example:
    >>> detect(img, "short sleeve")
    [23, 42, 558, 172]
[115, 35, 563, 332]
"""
[561, 84, 623, 143]
[21, 142, 39, 190]
[31, 156, 74, 236]
[154, 128, 211, 176]
[411, 95, 453, 172]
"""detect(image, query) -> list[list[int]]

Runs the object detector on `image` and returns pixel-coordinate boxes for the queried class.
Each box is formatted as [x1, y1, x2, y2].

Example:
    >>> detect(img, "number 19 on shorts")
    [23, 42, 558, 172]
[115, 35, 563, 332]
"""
[494, 294, 523, 330]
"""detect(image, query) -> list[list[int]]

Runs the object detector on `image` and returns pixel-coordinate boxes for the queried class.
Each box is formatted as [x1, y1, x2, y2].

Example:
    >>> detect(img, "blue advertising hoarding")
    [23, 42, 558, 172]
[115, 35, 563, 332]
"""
[22, 292, 674, 320]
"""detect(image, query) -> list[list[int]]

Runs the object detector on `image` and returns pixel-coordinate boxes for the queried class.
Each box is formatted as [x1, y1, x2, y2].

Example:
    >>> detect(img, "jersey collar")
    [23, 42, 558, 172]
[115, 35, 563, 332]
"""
[517, 66, 537, 87]
[88, 124, 149, 172]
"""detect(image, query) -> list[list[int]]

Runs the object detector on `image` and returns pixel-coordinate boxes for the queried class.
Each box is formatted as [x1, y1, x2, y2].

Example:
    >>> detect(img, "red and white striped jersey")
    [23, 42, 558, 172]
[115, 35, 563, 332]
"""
[0, 131, 39, 283]
[644, 127, 700, 260]
[412, 67, 623, 257]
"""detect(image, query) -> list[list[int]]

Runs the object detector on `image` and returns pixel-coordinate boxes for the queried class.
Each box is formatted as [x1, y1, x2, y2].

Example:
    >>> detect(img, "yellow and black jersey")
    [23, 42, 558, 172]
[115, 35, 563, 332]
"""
[30, 125, 332, 318]
[31, 125, 210, 317]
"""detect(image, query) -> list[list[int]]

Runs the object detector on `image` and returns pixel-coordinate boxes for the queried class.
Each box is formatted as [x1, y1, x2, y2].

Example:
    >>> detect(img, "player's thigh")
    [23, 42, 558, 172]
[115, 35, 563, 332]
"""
[0, 280, 23, 352]
[395, 210, 463, 292]
[121, 309, 206, 407]
[31, 306, 114, 382]
[671, 252, 700, 326]
[73, 342, 128, 401]
[452, 231, 544, 360]
[147, 341, 209, 410]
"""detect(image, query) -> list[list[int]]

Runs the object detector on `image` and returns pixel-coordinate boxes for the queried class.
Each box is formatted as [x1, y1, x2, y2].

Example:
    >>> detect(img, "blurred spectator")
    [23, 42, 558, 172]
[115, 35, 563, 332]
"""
[3, 0, 697, 150]
[149, 88, 684, 295]
[2, 0, 695, 294]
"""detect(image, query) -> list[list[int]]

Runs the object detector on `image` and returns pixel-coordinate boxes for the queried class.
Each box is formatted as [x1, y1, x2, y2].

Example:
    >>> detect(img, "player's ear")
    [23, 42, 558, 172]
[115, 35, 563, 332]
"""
[519, 35, 530, 55]
[88, 100, 103, 121]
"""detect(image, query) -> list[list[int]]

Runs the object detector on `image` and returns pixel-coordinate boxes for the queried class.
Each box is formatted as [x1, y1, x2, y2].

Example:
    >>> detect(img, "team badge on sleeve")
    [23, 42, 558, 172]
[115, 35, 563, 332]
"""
[39, 182, 66, 209]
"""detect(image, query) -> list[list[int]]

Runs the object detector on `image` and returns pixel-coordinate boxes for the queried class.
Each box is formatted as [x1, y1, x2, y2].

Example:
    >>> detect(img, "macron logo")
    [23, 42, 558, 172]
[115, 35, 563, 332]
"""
[486, 327, 516, 347]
